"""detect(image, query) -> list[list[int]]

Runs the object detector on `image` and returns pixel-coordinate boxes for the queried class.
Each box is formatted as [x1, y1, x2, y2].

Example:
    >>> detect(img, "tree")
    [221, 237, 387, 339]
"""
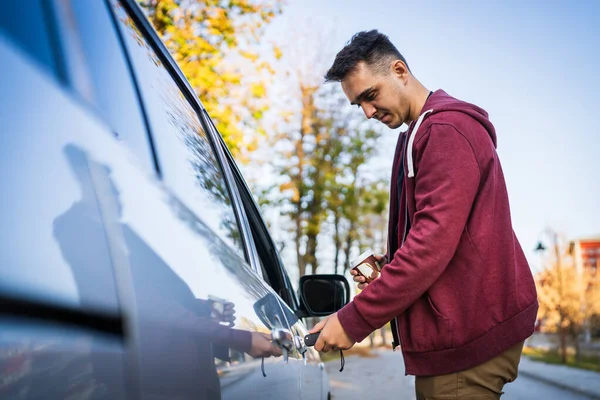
[355, 179, 389, 259]
[327, 132, 386, 275]
[274, 82, 384, 278]
[253, 23, 386, 281]
[536, 230, 600, 363]
[276, 85, 336, 277]
[138, 0, 283, 157]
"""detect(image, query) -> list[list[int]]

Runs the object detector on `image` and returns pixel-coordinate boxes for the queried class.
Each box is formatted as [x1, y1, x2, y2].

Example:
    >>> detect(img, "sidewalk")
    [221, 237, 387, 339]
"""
[518, 356, 600, 400]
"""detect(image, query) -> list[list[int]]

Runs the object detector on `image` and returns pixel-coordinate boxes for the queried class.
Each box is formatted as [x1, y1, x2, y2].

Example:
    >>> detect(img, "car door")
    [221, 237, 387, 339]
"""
[0, 3, 131, 397]
[218, 140, 331, 400]
[101, 0, 304, 398]
[1, 1, 300, 399]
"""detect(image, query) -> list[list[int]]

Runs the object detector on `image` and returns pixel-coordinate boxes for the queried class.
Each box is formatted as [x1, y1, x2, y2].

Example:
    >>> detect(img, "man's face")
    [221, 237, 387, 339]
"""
[341, 61, 409, 129]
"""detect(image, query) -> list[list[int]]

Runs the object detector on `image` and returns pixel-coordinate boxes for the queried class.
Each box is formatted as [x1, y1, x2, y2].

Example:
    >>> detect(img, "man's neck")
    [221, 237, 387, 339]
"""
[408, 85, 432, 123]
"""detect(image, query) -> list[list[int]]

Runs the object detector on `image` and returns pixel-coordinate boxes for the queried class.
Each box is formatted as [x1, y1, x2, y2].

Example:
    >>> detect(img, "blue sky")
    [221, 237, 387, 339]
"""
[257, 0, 600, 273]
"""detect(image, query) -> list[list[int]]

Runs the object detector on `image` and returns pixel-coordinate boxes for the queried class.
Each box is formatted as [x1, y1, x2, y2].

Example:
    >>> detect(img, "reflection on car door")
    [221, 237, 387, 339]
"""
[89, 152, 299, 399]
[104, 0, 303, 398]
[1, 46, 297, 397]
[0, 32, 129, 398]
[219, 143, 329, 400]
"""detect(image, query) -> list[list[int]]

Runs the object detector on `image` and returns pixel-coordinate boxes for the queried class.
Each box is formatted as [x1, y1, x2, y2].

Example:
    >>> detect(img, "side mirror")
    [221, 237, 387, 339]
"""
[297, 274, 350, 317]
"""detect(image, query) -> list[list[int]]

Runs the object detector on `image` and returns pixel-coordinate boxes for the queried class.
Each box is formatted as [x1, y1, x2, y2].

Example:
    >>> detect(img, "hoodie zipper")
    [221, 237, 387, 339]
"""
[390, 105, 435, 352]
[390, 131, 411, 352]
[391, 193, 409, 352]
[393, 201, 410, 350]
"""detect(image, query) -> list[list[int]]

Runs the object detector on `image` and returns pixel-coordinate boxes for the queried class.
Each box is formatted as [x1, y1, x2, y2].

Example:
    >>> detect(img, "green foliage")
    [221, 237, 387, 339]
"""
[523, 347, 600, 373]
[274, 84, 387, 275]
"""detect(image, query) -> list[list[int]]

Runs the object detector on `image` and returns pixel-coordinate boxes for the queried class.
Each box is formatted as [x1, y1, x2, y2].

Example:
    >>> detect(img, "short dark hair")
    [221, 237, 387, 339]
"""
[324, 30, 409, 82]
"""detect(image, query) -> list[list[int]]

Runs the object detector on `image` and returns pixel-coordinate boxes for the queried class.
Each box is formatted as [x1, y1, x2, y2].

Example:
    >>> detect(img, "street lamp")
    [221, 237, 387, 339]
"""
[535, 241, 546, 252]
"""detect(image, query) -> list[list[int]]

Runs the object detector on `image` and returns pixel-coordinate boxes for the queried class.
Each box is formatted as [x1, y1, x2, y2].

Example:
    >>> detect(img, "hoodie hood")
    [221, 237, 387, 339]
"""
[406, 89, 497, 178]
[419, 89, 497, 147]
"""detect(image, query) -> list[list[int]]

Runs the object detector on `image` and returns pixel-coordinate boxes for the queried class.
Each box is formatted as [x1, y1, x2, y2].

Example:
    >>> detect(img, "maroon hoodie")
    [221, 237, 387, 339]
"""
[337, 90, 538, 376]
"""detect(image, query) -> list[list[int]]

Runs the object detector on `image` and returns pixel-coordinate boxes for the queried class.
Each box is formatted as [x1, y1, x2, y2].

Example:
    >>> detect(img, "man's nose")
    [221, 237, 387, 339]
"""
[362, 104, 377, 119]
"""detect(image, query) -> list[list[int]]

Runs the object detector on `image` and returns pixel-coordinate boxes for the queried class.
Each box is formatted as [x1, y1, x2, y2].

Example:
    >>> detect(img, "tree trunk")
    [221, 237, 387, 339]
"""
[305, 232, 319, 274]
[295, 210, 306, 278]
[294, 85, 316, 279]
[555, 237, 568, 364]
[342, 171, 359, 274]
[343, 220, 355, 274]
[305, 187, 325, 275]
[574, 330, 581, 364]
[559, 323, 568, 364]
[333, 211, 341, 274]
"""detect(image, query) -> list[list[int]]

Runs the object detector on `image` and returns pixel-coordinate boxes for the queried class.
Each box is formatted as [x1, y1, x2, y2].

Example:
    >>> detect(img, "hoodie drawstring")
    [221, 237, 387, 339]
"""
[407, 109, 433, 178]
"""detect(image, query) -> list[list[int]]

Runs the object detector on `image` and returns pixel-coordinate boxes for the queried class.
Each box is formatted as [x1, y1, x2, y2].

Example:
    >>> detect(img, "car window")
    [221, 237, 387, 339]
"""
[70, 0, 155, 173]
[108, 0, 246, 259]
[250, 210, 300, 309]
[218, 137, 300, 310]
[0, 1, 58, 78]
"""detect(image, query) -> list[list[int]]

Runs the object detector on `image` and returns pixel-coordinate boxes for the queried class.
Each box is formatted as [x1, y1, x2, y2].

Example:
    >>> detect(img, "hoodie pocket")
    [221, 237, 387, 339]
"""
[402, 295, 454, 352]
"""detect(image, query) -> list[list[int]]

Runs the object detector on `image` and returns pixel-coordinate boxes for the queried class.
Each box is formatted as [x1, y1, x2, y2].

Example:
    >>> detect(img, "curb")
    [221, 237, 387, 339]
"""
[519, 369, 600, 400]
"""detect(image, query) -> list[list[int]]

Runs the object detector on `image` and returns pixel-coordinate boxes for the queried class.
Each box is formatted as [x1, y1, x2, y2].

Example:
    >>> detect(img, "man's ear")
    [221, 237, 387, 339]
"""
[392, 60, 409, 79]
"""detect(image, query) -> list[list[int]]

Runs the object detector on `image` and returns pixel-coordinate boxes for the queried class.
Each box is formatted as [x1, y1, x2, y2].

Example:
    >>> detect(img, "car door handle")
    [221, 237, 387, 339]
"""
[271, 328, 293, 350]
[271, 328, 293, 363]
[293, 335, 309, 365]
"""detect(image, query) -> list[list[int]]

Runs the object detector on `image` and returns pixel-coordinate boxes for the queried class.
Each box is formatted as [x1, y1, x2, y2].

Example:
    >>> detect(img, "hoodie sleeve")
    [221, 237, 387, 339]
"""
[337, 123, 481, 343]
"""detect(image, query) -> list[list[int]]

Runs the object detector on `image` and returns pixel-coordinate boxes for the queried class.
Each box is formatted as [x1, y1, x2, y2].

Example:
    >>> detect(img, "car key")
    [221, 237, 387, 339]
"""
[304, 331, 345, 372]
[304, 332, 320, 347]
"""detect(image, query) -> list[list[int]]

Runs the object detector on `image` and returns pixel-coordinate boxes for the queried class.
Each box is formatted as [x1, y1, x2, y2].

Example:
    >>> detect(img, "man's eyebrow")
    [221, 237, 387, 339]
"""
[350, 87, 375, 105]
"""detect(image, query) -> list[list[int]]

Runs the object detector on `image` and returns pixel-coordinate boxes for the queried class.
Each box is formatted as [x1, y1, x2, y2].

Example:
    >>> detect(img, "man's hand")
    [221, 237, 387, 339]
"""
[247, 332, 282, 359]
[308, 313, 355, 353]
[350, 253, 386, 290]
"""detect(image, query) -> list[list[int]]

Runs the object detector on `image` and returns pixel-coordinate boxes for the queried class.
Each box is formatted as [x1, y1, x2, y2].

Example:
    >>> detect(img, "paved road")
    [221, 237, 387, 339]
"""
[504, 374, 591, 399]
[325, 349, 592, 399]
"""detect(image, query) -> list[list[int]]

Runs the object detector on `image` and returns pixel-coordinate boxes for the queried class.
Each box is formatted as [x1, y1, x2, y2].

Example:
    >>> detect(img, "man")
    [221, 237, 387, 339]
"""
[309, 30, 538, 399]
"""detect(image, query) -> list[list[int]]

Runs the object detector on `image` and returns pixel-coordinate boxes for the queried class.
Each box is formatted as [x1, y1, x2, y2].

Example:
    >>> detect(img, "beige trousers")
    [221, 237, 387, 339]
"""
[415, 341, 524, 400]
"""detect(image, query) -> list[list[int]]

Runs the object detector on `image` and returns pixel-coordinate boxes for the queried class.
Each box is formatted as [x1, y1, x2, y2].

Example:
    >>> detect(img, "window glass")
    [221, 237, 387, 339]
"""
[109, 0, 244, 257]
[0, 1, 58, 77]
[70, 0, 154, 172]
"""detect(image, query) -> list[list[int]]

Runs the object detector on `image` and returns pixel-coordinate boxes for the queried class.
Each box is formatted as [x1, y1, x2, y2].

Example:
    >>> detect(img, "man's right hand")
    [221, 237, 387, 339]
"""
[350, 254, 386, 290]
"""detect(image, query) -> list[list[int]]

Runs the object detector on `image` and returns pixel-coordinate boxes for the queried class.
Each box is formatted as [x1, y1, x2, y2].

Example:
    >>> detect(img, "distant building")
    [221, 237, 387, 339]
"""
[570, 236, 600, 275]
[569, 236, 600, 340]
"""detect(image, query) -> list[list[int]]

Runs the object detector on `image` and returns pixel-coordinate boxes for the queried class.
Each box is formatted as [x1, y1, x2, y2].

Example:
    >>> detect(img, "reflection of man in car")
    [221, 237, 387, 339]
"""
[54, 145, 280, 400]
[204, 295, 236, 327]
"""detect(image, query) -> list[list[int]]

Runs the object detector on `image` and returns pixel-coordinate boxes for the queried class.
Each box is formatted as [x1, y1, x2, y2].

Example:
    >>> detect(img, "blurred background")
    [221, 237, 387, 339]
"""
[143, 0, 600, 396]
